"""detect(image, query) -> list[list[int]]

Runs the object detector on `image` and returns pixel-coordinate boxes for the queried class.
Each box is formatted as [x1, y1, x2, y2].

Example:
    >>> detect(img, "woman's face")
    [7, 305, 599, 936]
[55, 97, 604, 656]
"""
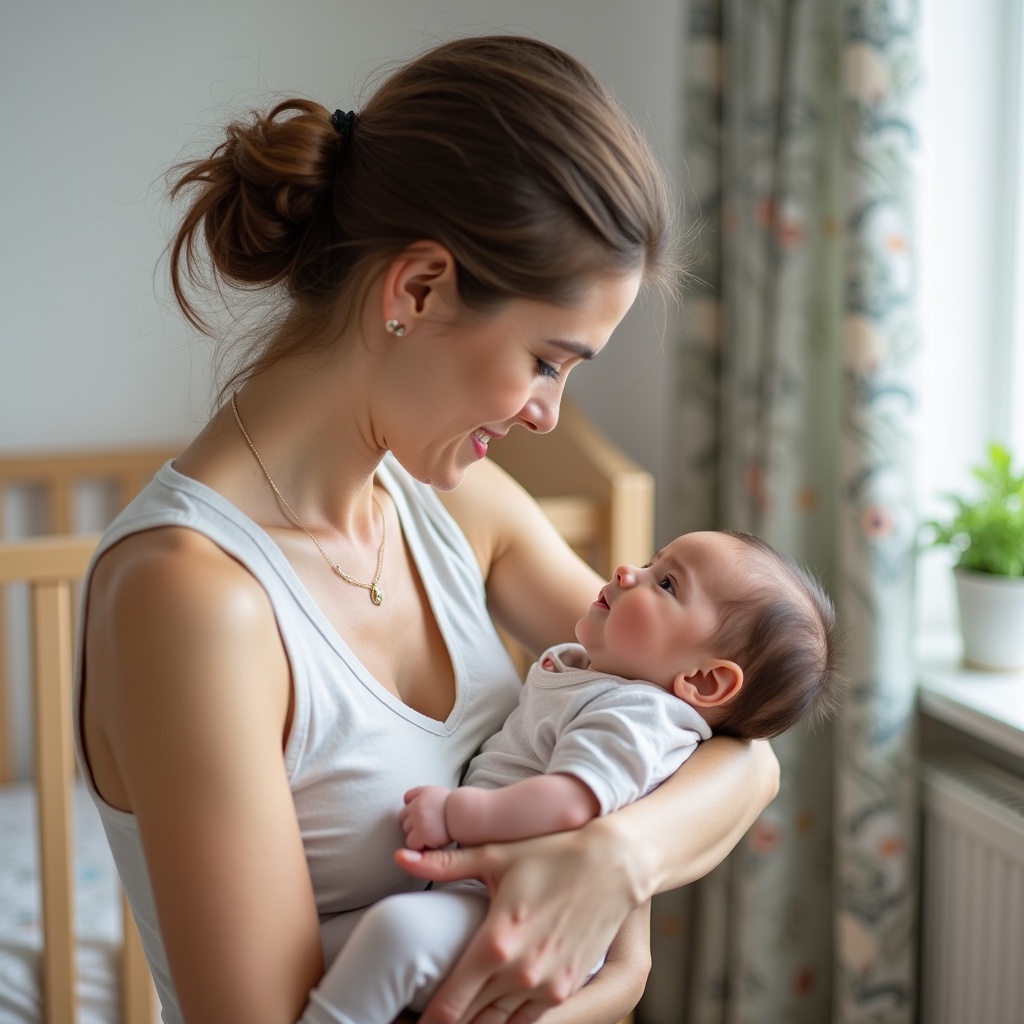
[384, 270, 642, 490]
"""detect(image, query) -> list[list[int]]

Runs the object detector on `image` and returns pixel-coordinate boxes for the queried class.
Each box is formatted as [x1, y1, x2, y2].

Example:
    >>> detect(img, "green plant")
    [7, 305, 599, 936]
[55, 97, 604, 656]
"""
[927, 443, 1024, 576]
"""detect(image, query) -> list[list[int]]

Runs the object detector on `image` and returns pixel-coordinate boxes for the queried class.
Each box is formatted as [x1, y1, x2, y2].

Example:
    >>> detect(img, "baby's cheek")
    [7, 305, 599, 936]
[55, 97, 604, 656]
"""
[609, 605, 657, 652]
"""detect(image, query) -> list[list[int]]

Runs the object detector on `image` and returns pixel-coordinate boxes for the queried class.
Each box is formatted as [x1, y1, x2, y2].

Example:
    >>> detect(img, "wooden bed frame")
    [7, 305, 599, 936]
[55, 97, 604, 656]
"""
[0, 401, 652, 1024]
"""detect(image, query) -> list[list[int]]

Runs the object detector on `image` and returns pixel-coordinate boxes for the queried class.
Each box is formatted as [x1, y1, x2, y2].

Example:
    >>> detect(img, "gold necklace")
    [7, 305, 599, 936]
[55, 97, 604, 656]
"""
[231, 393, 386, 606]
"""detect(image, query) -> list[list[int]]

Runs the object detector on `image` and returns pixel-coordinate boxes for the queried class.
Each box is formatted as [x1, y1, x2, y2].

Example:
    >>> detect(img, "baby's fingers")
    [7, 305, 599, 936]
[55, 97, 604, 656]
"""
[403, 825, 429, 851]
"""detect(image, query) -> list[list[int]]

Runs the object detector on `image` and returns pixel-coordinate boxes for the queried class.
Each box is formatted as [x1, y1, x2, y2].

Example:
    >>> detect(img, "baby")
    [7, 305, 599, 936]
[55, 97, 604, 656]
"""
[306, 530, 843, 1024]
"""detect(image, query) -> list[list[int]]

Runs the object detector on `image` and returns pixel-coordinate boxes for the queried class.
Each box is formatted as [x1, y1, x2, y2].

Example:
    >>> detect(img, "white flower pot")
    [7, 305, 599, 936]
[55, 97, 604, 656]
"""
[954, 567, 1024, 670]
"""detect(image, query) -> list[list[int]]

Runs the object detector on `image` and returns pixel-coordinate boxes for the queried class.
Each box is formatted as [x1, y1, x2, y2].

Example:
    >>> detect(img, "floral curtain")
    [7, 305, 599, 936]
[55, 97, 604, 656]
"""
[641, 1, 921, 1021]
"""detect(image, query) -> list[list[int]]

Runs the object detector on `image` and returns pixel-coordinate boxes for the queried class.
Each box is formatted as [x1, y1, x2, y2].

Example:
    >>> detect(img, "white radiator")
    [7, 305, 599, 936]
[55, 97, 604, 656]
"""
[919, 752, 1024, 1024]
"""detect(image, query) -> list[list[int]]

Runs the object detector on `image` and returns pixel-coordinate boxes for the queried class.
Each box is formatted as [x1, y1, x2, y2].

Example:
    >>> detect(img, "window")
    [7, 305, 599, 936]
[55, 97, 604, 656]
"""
[917, 1, 1024, 630]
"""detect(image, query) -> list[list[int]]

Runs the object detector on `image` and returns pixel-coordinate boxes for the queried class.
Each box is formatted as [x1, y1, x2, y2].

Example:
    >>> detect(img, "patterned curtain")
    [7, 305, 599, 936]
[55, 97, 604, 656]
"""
[641, 1, 920, 1022]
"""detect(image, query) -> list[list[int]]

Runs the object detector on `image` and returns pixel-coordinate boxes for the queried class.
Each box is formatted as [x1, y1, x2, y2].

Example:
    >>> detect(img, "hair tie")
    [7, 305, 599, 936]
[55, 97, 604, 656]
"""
[330, 109, 357, 160]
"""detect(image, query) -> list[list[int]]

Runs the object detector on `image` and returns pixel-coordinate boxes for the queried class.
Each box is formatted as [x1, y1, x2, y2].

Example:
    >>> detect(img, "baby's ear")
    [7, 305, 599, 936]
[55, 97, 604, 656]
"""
[672, 661, 744, 708]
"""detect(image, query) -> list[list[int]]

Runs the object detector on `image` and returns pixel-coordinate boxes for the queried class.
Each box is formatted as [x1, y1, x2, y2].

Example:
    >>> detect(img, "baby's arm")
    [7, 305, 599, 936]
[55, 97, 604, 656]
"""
[401, 774, 600, 850]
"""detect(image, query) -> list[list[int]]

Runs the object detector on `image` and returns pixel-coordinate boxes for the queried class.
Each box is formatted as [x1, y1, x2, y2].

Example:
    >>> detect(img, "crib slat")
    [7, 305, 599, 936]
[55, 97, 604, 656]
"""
[0, 585, 12, 784]
[47, 479, 75, 535]
[122, 893, 158, 1024]
[0, 487, 9, 783]
[0, 534, 98, 583]
[608, 469, 655, 576]
[33, 578, 77, 1024]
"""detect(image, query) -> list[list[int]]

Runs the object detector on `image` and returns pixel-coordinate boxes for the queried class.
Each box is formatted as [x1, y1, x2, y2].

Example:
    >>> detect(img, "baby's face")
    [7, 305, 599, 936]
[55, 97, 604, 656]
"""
[575, 531, 749, 688]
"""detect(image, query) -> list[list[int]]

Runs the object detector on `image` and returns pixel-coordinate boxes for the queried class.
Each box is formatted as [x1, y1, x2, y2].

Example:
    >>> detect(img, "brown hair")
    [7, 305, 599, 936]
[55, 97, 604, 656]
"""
[707, 532, 845, 740]
[168, 35, 677, 400]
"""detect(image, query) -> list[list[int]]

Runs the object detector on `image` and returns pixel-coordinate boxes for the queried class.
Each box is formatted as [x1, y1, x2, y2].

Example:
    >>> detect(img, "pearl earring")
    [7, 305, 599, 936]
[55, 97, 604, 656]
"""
[385, 319, 407, 337]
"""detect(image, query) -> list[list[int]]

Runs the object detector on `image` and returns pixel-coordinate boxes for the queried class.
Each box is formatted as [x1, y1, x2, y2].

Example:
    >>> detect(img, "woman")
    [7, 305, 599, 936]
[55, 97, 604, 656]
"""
[75, 35, 779, 1024]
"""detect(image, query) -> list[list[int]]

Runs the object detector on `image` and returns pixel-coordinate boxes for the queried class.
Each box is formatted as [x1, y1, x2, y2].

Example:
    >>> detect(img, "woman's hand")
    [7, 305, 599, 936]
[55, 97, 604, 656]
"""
[395, 820, 639, 1024]
[536, 901, 651, 1024]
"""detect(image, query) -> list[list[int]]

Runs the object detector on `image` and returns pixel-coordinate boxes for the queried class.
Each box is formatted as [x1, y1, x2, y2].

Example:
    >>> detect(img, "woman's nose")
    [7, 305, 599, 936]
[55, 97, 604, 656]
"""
[517, 393, 560, 434]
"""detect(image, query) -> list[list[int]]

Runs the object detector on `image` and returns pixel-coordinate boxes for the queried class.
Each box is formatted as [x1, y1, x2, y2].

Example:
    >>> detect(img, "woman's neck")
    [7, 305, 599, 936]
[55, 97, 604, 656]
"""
[179, 352, 386, 540]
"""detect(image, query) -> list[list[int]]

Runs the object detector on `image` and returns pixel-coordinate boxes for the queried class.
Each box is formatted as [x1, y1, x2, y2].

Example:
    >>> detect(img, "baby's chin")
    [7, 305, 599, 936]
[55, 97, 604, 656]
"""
[573, 617, 593, 650]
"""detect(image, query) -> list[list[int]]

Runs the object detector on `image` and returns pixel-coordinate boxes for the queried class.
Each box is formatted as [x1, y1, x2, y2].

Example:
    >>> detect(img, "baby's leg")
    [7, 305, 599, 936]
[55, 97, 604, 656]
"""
[304, 884, 489, 1024]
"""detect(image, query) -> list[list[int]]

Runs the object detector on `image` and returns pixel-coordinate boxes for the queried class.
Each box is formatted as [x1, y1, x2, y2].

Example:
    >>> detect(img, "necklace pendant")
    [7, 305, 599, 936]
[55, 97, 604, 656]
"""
[370, 584, 384, 607]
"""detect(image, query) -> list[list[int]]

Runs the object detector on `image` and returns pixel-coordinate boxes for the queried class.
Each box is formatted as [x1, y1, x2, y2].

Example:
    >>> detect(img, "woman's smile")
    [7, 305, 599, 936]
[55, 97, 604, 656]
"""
[471, 428, 501, 459]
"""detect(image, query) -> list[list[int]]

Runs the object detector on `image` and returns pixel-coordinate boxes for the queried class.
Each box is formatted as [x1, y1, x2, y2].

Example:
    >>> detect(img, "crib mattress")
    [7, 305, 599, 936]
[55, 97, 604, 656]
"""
[0, 780, 125, 1024]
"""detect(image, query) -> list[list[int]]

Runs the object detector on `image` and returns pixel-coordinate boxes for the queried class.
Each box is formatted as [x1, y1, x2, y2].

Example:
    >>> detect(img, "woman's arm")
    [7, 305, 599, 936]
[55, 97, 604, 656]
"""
[439, 459, 605, 657]
[84, 529, 324, 1024]
[596, 735, 780, 898]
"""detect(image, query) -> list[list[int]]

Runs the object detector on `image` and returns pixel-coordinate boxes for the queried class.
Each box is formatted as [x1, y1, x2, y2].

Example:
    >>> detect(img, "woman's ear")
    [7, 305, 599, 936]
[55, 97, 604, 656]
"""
[672, 661, 744, 708]
[380, 240, 459, 330]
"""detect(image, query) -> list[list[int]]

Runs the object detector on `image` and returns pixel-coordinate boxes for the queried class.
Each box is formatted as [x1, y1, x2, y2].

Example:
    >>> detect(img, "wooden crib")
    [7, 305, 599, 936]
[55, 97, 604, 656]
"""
[0, 401, 652, 1024]
[0, 448, 174, 1024]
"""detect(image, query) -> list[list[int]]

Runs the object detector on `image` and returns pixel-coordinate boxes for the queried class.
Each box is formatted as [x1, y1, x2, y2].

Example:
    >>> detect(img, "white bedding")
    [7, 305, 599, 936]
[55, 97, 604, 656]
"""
[0, 780, 125, 1024]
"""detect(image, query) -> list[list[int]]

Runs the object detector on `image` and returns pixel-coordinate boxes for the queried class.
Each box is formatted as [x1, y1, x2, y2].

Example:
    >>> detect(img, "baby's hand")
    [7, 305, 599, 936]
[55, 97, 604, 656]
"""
[400, 785, 453, 850]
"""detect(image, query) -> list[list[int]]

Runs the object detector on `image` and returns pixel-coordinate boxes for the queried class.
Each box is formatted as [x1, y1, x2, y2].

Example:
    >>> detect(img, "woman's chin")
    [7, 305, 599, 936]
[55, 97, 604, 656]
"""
[399, 452, 471, 492]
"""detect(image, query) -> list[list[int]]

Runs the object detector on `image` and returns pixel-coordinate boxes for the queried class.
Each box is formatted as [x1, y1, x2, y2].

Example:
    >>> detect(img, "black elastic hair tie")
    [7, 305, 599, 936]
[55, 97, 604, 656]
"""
[330, 109, 357, 160]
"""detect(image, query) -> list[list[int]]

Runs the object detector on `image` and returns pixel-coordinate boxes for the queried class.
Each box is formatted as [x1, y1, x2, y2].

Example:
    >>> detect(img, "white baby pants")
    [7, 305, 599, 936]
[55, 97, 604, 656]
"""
[301, 883, 490, 1024]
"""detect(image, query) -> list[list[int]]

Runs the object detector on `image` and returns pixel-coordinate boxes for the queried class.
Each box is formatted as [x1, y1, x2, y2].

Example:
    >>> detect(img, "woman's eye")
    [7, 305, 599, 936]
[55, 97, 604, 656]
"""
[536, 358, 562, 380]
[658, 576, 674, 593]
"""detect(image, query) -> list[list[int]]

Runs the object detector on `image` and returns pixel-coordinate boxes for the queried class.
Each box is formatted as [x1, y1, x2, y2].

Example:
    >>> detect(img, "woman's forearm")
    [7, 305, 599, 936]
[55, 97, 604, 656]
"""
[588, 737, 780, 904]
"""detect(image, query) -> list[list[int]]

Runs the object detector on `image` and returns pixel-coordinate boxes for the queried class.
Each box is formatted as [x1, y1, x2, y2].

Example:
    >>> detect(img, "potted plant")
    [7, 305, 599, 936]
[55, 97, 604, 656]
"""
[926, 442, 1024, 670]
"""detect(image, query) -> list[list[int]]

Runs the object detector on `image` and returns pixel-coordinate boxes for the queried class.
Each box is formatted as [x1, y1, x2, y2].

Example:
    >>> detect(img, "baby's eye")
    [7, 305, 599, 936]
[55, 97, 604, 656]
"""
[641, 561, 653, 569]
[658, 576, 674, 593]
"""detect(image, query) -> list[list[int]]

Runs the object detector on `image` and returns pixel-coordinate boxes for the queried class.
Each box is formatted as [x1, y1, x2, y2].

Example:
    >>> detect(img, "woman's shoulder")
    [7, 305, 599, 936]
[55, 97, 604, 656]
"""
[89, 525, 274, 642]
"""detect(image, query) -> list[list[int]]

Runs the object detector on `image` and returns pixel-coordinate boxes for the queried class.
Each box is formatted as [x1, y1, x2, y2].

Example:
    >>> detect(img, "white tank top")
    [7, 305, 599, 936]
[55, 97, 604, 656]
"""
[72, 455, 522, 1023]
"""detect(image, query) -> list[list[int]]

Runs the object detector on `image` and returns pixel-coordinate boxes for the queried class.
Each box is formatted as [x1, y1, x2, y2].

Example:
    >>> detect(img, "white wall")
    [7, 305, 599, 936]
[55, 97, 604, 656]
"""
[0, 0, 684, 537]
[8, 0, 1009, 613]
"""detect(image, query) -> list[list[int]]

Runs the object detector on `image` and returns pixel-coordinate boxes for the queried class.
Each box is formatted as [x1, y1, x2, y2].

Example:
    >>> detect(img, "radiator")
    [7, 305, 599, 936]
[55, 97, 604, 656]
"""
[919, 752, 1024, 1024]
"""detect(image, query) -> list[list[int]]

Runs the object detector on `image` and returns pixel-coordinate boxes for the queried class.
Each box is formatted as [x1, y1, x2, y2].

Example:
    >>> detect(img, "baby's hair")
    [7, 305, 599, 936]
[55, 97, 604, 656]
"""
[167, 35, 679, 403]
[707, 531, 845, 740]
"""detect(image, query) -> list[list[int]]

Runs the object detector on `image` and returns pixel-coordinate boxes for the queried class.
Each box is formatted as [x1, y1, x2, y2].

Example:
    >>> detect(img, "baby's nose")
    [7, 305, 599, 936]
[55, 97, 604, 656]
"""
[614, 565, 638, 587]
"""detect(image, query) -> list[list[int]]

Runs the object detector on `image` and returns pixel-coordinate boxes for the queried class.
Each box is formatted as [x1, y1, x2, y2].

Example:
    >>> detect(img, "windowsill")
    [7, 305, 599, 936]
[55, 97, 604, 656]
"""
[916, 630, 1024, 761]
